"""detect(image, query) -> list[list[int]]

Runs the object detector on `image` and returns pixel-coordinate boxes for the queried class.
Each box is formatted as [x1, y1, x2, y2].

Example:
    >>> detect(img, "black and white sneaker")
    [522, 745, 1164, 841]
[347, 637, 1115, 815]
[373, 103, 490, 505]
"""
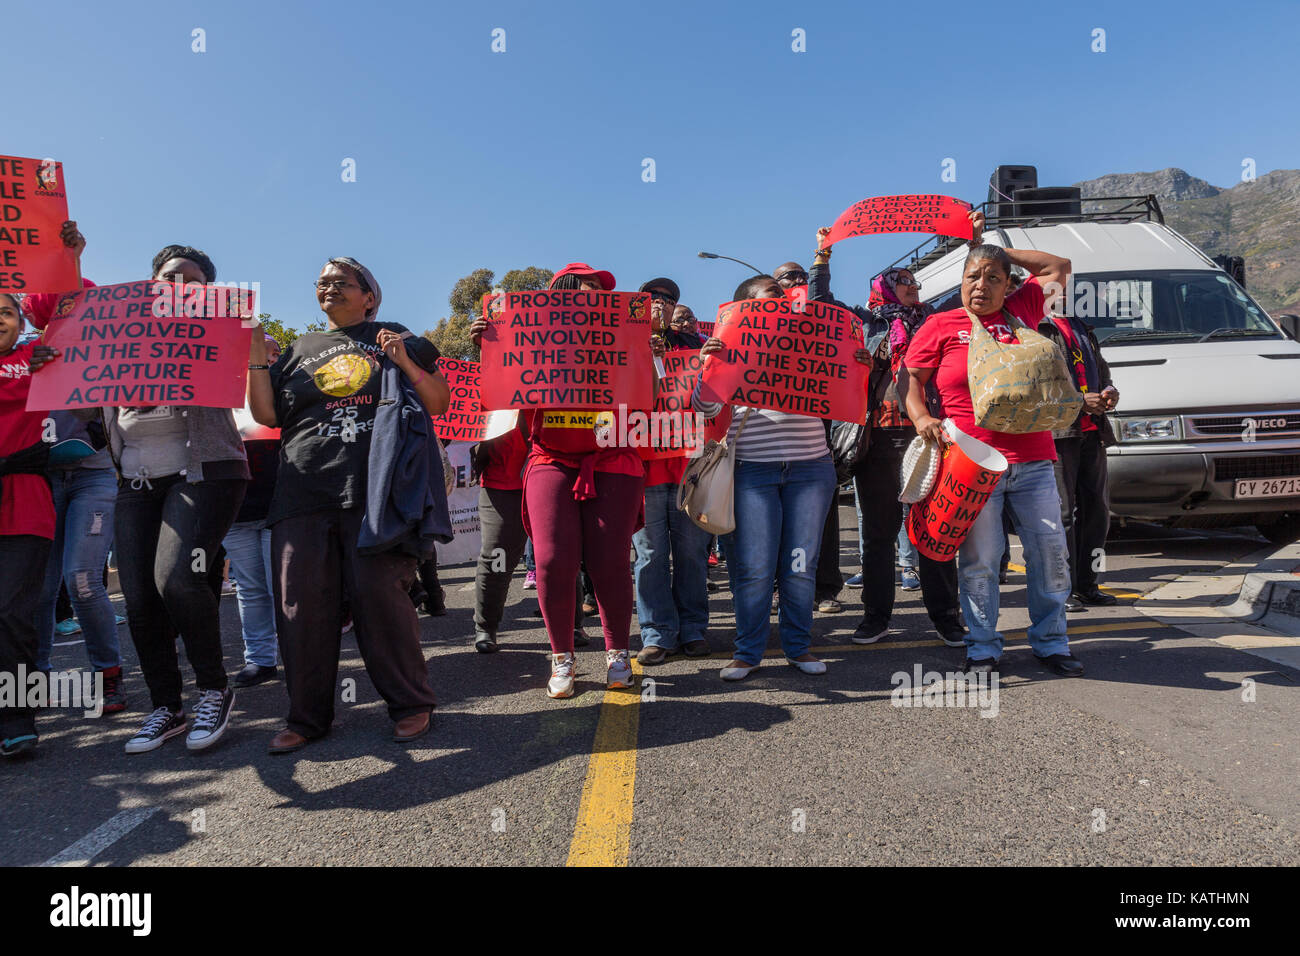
[124, 707, 187, 754]
[186, 688, 234, 751]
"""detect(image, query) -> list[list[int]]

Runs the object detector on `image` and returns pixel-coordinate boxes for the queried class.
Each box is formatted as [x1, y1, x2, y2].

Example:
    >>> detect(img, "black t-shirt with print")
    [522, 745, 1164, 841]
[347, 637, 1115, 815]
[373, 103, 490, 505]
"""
[266, 321, 439, 525]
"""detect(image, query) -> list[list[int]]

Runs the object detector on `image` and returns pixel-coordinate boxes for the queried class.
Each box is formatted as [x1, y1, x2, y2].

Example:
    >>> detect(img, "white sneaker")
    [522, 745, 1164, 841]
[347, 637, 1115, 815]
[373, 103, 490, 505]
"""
[606, 649, 633, 688]
[547, 653, 576, 698]
[720, 660, 761, 681]
[186, 688, 235, 751]
[788, 656, 827, 675]
[124, 706, 187, 754]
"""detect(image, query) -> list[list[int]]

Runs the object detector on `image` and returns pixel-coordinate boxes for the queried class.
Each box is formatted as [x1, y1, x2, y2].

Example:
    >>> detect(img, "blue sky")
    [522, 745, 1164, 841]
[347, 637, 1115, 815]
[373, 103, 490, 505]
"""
[8, 0, 1298, 331]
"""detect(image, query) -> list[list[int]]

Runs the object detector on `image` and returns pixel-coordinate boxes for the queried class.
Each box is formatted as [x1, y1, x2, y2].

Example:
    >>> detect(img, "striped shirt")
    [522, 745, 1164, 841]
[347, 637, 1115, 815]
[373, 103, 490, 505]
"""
[692, 381, 828, 463]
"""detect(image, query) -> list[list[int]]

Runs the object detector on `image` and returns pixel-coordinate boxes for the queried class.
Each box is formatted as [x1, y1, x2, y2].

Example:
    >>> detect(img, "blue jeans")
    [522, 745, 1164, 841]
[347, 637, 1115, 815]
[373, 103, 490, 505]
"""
[633, 483, 712, 650]
[958, 460, 1071, 661]
[730, 455, 837, 665]
[35, 467, 121, 672]
[897, 505, 918, 569]
[223, 520, 278, 666]
[524, 537, 535, 572]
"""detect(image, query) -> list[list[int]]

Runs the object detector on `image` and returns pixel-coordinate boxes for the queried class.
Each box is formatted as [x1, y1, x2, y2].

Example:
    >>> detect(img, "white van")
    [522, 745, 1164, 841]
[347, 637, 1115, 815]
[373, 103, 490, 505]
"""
[895, 189, 1300, 545]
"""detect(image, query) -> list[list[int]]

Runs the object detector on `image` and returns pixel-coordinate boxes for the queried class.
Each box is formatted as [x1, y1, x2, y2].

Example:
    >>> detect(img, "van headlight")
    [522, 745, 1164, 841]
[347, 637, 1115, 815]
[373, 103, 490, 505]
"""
[1113, 416, 1182, 442]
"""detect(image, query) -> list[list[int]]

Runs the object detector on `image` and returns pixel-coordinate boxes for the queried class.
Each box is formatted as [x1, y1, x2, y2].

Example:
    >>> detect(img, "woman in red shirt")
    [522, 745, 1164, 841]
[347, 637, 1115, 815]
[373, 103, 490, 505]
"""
[0, 293, 57, 757]
[903, 228, 1084, 678]
[518, 264, 651, 698]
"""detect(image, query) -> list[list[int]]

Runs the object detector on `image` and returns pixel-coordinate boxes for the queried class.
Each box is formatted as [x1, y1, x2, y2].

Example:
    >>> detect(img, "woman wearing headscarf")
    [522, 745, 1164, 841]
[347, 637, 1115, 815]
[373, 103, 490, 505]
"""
[247, 257, 451, 752]
[809, 230, 965, 648]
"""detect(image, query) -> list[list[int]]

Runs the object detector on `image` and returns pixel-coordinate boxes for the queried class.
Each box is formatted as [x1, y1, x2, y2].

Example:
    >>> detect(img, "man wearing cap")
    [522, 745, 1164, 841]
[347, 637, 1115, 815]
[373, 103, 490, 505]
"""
[633, 278, 714, 664]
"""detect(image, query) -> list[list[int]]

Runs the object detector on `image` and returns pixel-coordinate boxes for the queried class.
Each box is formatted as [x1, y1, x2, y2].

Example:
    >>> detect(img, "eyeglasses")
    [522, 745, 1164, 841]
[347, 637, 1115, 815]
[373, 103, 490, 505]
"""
[316, 280, 359, 292]
[775, 271, 808, 285]
[894, 276, 920, 289]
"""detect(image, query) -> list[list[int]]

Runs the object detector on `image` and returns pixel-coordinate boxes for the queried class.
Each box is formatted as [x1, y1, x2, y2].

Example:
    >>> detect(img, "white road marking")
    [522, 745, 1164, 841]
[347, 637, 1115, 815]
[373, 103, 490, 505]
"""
[52, 639, 85, 647]
[42, 807, 160, 867]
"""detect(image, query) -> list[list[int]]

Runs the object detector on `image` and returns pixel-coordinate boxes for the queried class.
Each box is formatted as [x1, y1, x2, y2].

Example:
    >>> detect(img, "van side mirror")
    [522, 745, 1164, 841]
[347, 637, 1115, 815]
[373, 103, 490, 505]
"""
[1276, 313, 1300, 342]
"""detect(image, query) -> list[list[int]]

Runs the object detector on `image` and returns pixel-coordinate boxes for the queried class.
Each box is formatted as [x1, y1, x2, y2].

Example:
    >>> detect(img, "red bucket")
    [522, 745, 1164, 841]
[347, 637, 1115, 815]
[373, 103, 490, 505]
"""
[907, 419, 1008, 562]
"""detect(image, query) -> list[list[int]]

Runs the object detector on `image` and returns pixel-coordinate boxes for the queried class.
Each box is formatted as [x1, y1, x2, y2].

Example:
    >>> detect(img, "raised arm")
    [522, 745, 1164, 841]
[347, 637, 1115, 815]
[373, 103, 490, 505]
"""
[247, 332, 278, 427]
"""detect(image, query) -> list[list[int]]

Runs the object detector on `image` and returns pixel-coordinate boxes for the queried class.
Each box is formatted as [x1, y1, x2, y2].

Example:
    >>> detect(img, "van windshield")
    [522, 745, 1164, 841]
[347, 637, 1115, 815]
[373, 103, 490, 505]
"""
[923, 270, 1281, 345]
[1063, 271, 1279, 344]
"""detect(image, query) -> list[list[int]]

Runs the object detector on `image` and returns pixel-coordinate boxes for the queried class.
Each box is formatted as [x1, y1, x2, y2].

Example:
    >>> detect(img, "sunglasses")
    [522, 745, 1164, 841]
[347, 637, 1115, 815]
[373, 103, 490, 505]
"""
[775, 271, 808, 285]
[894, 276, 920, 289]
[648, 290, 677, 303]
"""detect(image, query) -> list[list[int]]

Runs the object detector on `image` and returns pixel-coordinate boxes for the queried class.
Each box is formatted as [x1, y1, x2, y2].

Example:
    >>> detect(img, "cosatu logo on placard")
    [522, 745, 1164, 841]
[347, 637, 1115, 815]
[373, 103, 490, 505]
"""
[907, 420, 1008, 562]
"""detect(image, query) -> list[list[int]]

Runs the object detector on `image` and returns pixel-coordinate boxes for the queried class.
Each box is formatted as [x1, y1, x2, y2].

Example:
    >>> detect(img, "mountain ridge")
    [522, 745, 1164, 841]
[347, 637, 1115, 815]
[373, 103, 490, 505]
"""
[1072, 167, 1300, 313]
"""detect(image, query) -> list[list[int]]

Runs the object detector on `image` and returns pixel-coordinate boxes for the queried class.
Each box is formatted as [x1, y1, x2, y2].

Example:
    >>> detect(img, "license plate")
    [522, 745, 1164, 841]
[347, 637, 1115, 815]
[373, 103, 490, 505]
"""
[1234, 476, 1300, 498]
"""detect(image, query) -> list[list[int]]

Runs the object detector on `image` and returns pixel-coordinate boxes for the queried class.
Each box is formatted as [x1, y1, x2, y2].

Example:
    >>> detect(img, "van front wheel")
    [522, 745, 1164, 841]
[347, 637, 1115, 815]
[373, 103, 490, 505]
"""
[1257, 514, 1300, 546]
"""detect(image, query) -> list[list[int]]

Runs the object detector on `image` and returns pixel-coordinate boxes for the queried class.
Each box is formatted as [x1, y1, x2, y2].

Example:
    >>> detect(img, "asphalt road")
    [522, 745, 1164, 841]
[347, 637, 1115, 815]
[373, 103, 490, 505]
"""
[5, 505, 1298, 867]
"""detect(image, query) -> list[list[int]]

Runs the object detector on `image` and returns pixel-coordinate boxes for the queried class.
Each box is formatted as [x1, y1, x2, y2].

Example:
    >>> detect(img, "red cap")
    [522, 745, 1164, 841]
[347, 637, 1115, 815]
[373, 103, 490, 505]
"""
[549, 262, 615, 290]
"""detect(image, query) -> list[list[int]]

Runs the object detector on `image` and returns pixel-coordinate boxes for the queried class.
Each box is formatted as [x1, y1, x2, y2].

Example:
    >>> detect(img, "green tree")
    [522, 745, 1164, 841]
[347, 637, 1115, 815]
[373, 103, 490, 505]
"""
[425, 266, 553, 361]
[256, 314, 299, 349]
[304, 319, 327, 333]
[448, 268, 496, 319]
[500, 266, 554, 292]
[424, 314, 477, 361]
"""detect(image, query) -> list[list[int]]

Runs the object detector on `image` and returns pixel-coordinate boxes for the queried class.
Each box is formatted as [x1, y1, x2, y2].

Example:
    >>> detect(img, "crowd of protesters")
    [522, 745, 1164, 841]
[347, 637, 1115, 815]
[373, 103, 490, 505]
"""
[0, 205, 1121, 759]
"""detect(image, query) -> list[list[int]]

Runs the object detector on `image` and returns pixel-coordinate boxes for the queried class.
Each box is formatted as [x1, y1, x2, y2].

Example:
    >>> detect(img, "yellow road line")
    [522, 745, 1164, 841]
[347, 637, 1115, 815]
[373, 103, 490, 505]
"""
[1005, 563, 1143, 599]
[563, 618, 1163, 865]
[566, 659, 643, 867]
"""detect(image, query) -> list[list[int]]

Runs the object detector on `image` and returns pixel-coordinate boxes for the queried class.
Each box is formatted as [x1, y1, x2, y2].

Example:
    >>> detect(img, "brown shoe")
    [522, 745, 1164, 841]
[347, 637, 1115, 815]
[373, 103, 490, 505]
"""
[393, 711, 432, 742]
[636, 645, 668, 665]
[682, 639, 711, 658]
[269, 729, 310, 754]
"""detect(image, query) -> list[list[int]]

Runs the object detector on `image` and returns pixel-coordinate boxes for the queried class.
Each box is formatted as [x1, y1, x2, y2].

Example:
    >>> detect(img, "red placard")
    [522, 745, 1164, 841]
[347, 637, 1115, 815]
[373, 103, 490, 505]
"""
[638, 349, 732, 460]
[698, 296, 869, 423]
[434, 356, 487, 442]
[26, 280, 254, 411]
[479, 288, 653, 410]
[695, 320, 716, 339]
[823, 194, 973, 247]
[0, 154, 79, 294]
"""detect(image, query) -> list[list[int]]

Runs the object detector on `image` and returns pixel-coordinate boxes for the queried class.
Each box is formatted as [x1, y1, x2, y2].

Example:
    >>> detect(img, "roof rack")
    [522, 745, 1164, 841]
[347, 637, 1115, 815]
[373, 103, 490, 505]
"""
[883, 194, 1165, 277]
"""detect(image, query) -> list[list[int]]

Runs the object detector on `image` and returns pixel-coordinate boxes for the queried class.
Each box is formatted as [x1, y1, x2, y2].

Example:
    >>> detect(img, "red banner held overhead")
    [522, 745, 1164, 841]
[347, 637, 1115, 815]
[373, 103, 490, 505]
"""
[26, 280, 254, 411]
[698, 297, 869, 423]
[639, 348, 732, 461]
[0, 154, 79, 294]
[434, 357, 487, 442]
[823, 194, 973, 247]
[479, 288, 654, 410]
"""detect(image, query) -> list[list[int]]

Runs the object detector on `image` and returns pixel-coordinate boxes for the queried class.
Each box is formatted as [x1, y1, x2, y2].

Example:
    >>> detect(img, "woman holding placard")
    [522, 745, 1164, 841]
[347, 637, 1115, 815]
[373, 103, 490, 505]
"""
[692, 275, 873, 682]
[247, 257, 450, 753]
[31, 244, 252, 754]
[903, 228, 1084, 677]
[517, 263, 647, 699]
